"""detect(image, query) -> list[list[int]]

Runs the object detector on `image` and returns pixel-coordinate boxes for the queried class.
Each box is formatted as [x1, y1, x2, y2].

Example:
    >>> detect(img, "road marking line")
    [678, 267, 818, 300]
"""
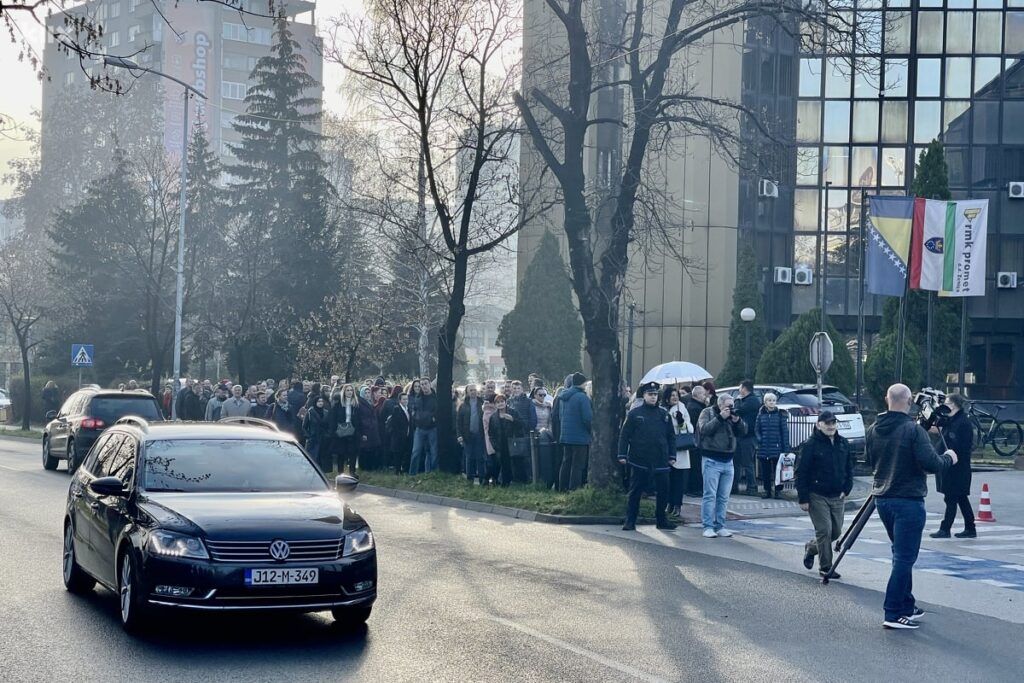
[922, 568, 958, 575]
[977, 579, 1021, 589]
[488, 616, 670, 683]
[951, 555, 987, 561]
[965, 545, 1024, 551]
[998, 565, 1024, 572]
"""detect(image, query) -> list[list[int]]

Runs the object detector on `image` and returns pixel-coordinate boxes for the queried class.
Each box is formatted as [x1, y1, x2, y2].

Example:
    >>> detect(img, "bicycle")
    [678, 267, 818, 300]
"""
[967, 402, 1023, 458]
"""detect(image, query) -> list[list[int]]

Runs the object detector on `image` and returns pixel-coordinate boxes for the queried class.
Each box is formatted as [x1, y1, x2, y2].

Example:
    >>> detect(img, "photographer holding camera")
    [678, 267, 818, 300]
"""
[927, 393, 976, 539]
[867, 384, 957, 630]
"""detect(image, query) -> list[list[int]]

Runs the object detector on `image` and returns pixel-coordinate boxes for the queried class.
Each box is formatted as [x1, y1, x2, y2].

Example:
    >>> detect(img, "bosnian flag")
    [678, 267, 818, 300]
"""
[909, 198, 988, 296]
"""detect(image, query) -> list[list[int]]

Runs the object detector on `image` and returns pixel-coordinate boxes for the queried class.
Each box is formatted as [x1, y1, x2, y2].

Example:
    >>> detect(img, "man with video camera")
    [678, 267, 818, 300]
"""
[867, 384, 957, 631]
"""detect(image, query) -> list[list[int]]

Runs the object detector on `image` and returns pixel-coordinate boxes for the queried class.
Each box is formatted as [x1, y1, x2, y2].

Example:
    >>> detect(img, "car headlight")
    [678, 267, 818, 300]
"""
[147, 530, 209, 559]
[343, 528, 374, 557]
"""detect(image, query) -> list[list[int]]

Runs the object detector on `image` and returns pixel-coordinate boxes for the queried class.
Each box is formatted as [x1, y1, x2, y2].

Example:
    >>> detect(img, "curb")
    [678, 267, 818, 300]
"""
[357, 484, 640, 526]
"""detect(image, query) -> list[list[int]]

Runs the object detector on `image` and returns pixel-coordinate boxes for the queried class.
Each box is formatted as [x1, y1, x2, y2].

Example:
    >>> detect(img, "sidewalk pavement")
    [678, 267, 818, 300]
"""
[679, 477, 874, 521]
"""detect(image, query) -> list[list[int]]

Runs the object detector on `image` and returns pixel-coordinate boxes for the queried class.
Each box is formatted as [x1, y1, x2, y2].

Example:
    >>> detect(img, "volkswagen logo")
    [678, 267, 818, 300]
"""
[269, 540, 290, 561]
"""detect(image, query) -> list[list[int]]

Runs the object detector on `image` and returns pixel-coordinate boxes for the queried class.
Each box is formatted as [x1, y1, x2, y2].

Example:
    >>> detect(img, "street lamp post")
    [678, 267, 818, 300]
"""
[740, 307, 756, 376]
[104, 57, 207, 419]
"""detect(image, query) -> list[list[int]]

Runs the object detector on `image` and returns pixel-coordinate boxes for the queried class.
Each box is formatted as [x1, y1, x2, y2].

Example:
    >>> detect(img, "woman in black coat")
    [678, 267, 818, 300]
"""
[330, 385, 361, 474]
[302, 396, 331, 472]
[487, 395, 525, 486]
[930, 393, 976, 538]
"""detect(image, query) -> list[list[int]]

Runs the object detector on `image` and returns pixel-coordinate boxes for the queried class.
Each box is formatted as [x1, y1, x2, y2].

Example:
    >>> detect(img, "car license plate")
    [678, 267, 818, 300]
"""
[245, 568, 319, 586]
[838, 421, 851, 430]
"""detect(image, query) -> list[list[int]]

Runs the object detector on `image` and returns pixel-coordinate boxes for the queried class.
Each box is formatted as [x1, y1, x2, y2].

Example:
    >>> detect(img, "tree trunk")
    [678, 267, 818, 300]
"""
[435, 252, 468, 473]
[416, 151, 432, 376]
[234, 341, 246, 386]
[18, 337, 31, 432]
[150, 355, 164, 397]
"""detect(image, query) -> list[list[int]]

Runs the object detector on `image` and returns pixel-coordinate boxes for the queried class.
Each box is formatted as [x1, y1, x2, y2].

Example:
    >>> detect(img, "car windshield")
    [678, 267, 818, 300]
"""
[90, 397, 163, 423]
[782, 389, 854, 408]
[141, 439, 326, 493]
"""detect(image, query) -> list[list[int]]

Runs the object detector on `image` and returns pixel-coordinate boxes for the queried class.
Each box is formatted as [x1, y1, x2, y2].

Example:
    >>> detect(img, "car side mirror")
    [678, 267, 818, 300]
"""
[89, 476, 127, 497]
[335, 473, 359, 494]
[45, 410, 57, 420]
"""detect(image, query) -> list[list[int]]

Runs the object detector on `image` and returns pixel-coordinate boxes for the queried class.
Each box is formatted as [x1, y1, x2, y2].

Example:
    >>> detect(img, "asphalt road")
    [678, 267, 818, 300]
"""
[0, 436, 1019, 682]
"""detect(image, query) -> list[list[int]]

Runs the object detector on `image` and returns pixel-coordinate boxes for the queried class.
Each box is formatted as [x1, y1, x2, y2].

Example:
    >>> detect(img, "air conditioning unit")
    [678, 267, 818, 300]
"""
[759, 179, 779, 199]
[773, 266, 792, 284]
[794, 266, 814, 286]
[997, 272, 1018, 289]
[1009, 182, 1024, 199]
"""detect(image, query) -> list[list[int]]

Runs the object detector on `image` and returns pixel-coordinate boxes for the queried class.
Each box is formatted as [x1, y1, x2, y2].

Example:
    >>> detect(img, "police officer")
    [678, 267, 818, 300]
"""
[618, 381, 677, 531]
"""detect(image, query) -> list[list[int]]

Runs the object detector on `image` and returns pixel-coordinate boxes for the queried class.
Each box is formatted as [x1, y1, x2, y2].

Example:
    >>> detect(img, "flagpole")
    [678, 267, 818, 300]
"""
[856, 190, 867, 408]
[958, 297, 967, 394]
[926, 291, 933, 387]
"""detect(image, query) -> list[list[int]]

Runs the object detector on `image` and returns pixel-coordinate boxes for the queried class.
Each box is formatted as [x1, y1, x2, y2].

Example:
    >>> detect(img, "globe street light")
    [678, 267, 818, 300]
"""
[104, 57, 207, 418]
[740, 307, 756, 376]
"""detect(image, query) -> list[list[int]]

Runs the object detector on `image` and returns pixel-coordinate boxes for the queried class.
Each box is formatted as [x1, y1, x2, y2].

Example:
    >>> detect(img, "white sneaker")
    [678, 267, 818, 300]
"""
[702, 528, 718, 538]
[717, 528, 734, 538]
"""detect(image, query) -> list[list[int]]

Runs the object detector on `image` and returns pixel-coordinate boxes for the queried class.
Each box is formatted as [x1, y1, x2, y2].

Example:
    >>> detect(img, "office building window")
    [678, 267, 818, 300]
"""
[109, 1, 121, 19]
[108, 31, 120, 49]
[128, 25, 140, 43]
[64, 72, 74, 87]
[222, 81, 248, 100]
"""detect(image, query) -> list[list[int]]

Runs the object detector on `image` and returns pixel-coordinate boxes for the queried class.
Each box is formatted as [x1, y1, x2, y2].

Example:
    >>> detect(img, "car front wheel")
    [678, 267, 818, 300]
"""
[331, 605, 372, 627]
[43, 437, 59, 471]
[118, 551, 150, 633]
[62, 522, 95, 594]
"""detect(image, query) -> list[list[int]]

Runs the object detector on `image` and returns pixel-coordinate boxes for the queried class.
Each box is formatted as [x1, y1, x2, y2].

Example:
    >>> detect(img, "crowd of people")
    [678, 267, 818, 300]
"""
[153, 372, 599, 490]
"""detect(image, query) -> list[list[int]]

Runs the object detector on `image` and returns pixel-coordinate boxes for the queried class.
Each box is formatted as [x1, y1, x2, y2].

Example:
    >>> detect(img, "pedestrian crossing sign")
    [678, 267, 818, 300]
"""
[71, 344, 94, 367]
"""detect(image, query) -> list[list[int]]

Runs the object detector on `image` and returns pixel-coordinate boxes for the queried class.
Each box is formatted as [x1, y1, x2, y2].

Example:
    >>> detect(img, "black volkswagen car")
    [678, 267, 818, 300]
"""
[62, 417, 377, 633]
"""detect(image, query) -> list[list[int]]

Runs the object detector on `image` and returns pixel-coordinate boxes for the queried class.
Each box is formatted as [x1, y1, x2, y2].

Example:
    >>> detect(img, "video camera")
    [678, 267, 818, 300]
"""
[914, 387, 951, 429]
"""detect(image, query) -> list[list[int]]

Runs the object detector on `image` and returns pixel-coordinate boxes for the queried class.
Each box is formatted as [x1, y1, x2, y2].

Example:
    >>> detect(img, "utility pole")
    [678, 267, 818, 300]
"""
[104, 57, 207, 419]
[625, 302, 636, 388]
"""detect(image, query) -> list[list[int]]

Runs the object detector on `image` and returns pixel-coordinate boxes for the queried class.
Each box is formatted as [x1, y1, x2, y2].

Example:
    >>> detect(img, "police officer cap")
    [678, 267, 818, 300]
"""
[640, 381, 661, 395]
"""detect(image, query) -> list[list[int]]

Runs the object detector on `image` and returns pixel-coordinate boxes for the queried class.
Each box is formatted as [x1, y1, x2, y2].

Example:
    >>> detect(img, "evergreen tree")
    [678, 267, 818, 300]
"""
[497, 231, 582, 382]
[229, 12, 336, 336]
[879, 140, 964, 388]
[864, 333, 923, 408]
[754, 308, 855, 394]
[717, 242, 770, 385]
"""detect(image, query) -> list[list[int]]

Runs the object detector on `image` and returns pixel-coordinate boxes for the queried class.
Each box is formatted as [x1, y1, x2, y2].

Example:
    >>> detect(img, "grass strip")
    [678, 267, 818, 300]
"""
[354, 470, 653, 518]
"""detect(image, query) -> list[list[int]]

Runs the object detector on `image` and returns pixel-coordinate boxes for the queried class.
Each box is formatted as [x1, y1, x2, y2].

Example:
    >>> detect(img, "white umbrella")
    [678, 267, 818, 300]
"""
[640, 361, 713, 385]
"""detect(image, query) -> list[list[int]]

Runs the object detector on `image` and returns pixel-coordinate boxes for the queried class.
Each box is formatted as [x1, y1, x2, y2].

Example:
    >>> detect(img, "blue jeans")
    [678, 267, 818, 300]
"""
[464, 432, 486, 480]
[701, 457, 734, 531]
[875, 497, 927, 621]
[410, 427, 438, 475]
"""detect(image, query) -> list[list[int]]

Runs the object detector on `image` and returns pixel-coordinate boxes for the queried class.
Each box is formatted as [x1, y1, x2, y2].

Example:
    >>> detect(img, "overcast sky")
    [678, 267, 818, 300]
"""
[0, 0, 365, 199]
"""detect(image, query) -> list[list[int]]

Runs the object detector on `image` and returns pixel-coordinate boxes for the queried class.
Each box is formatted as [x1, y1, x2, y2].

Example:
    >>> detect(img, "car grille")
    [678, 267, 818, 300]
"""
[205, 538, 343, 563]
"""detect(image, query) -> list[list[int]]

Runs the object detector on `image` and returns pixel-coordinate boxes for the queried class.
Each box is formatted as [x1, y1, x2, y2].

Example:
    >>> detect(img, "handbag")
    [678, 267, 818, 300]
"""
[509, 436, 530, 458]
[335, 421, 355, 438]
[776, 452, 796, 485]
[674, 432, 695, 450]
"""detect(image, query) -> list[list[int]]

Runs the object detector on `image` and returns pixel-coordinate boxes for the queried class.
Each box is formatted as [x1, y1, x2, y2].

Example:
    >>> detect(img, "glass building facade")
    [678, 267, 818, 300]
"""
[740, 2, 1024, 400]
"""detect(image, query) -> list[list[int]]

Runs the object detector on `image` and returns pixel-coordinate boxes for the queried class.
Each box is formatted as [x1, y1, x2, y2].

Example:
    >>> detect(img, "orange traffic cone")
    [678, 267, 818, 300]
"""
[977, 483, 996, 523]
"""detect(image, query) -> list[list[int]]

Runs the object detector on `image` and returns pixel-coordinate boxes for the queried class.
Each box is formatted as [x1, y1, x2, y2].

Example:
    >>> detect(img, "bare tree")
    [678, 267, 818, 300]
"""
[326, 0, 526, 470]
[0, 232, 56, 429]
[515, 0, 873, 487]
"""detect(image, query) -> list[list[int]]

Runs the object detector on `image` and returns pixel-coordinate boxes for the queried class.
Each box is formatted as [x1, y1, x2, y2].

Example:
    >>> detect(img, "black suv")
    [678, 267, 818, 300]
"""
[42, 388, 164, 472]
[62, 417, 377, 633]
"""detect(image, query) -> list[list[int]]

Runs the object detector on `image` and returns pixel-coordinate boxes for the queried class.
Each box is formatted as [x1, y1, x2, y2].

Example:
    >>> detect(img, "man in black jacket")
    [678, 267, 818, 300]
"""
[867, 383, 957, 630]
[410, 380, 438, 474]
[796, 411, 853, 579]
[732, 380, 761, 495]
[617, 382, 677, 531]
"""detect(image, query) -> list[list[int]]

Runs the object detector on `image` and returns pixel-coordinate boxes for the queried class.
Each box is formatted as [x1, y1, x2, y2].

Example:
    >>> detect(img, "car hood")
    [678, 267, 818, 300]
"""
[137, 491, 366, 540]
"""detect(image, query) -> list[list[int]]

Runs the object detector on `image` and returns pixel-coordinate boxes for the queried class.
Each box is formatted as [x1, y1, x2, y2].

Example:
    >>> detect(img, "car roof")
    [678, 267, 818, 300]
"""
[109, 422, 296, 443]
[77, 389, 158, 399]
[719, 384, 841, 393]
